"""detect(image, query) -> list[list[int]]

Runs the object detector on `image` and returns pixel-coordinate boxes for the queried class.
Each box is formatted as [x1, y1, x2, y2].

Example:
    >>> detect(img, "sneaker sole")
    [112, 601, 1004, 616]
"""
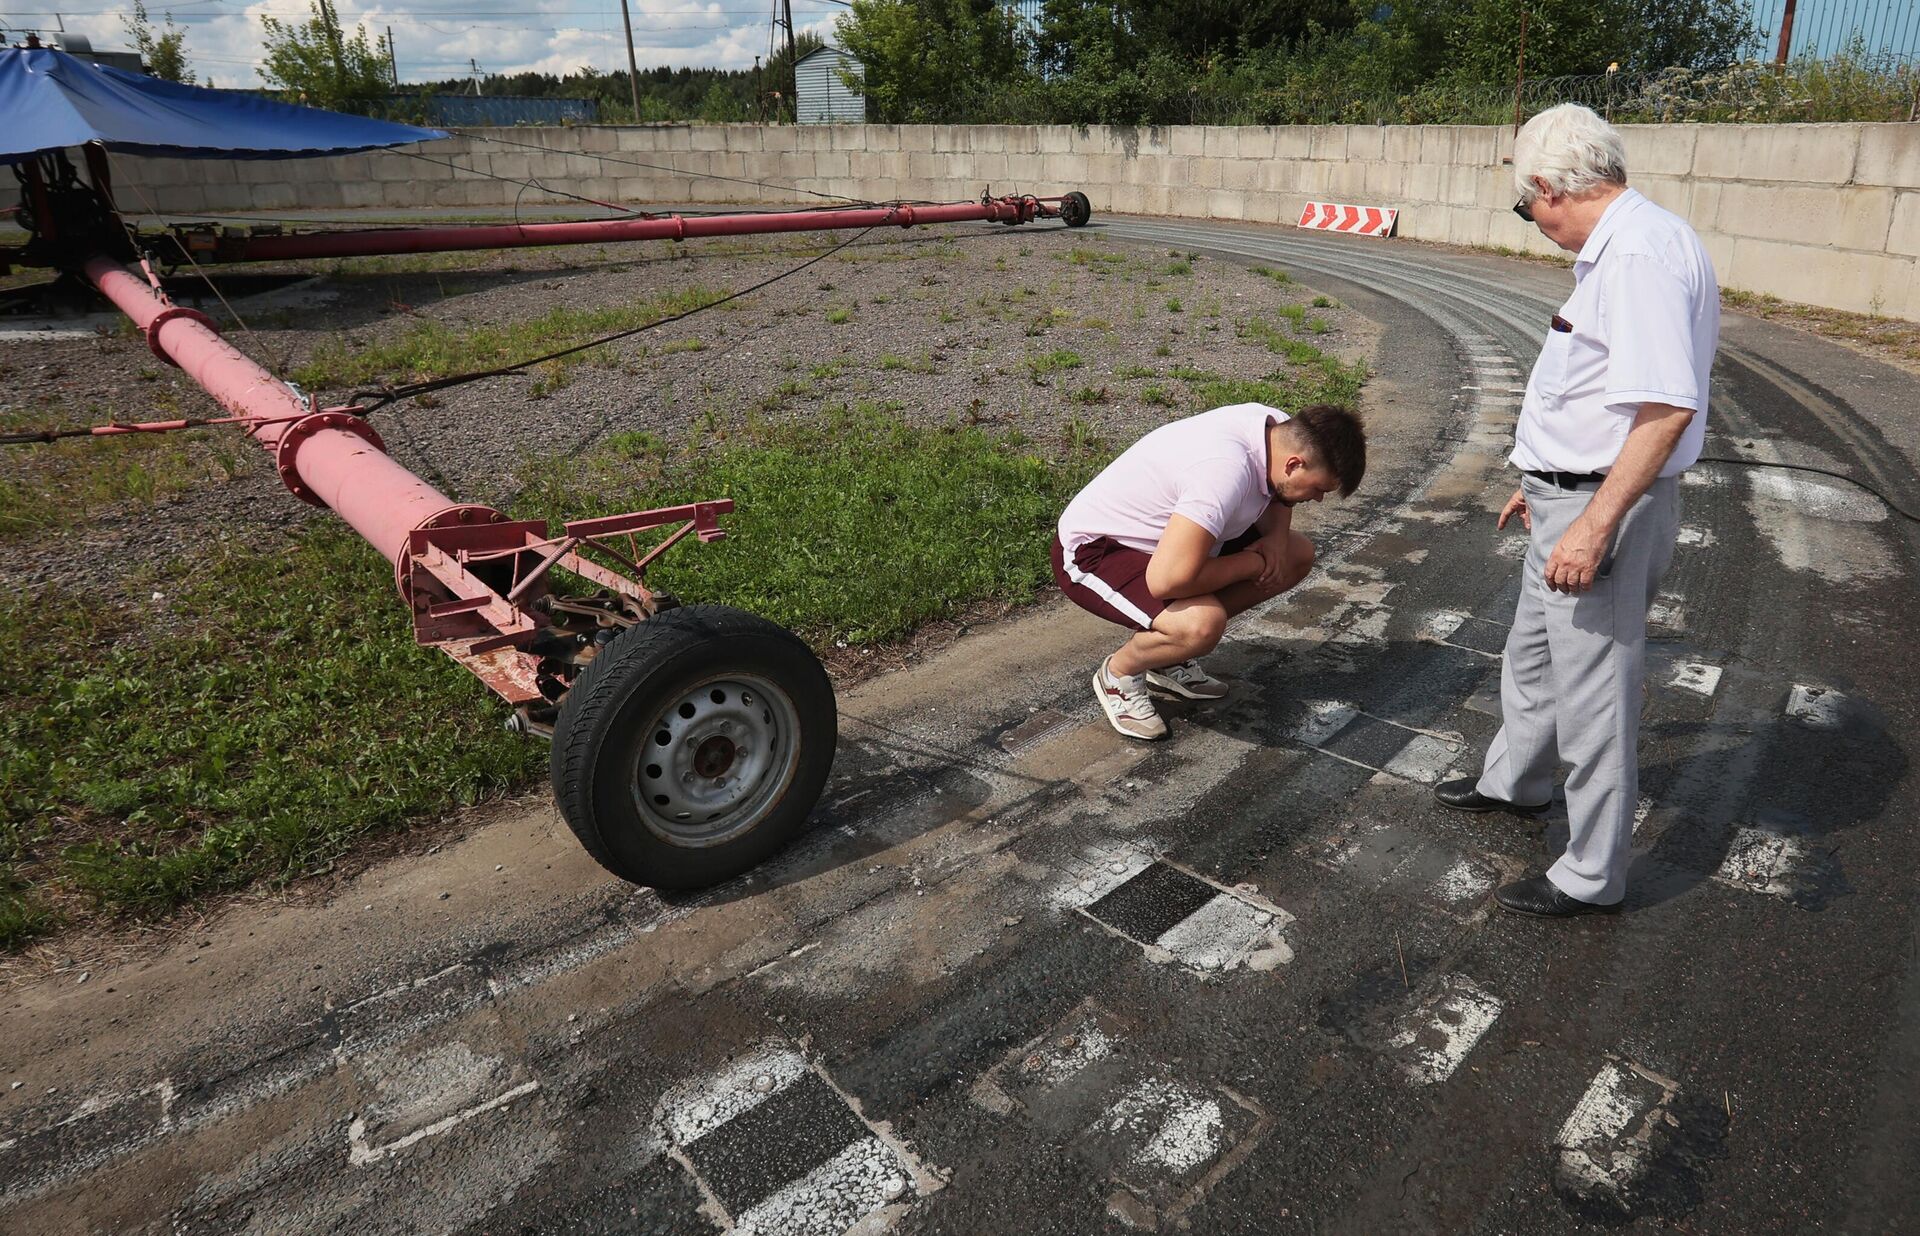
[1093, 669, 1168, 741]
[1142, 673, 1229, 702]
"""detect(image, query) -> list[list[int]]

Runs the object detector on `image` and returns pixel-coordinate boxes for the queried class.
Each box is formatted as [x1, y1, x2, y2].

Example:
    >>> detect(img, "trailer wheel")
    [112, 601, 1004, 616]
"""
[550, 605, 836, 889]
[1061, 191, 1092, 228]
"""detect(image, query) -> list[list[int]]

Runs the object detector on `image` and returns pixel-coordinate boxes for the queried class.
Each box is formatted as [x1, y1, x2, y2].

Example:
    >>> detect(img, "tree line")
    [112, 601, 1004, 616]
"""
[416, 36, 825, 125]
[837, 0, 1765, 125]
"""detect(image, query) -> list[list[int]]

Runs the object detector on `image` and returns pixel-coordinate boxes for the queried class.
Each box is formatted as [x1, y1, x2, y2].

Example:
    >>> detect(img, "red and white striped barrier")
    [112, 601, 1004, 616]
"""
[1296, 201, 1397, 238]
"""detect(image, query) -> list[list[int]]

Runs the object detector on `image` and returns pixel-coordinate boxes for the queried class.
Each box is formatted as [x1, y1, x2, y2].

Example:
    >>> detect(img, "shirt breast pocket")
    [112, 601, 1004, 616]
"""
[1530, 327, 1578, 407]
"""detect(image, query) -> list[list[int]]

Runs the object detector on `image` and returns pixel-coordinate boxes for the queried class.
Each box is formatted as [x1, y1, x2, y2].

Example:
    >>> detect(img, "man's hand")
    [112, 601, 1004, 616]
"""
[1497, 488, 1531, 531]
[1251, 532, 1291, 589]
[1544, 512, 1611, 594]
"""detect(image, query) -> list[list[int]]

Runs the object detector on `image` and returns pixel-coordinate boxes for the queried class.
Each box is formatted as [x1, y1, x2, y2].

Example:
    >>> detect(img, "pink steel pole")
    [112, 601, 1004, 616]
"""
[84, 255, 478, 572]
[229, 198, 1047, 263]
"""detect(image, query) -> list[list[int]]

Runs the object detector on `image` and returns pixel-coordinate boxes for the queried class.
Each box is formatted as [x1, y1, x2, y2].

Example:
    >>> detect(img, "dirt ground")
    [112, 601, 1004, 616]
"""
[0, 221, 1367, 603]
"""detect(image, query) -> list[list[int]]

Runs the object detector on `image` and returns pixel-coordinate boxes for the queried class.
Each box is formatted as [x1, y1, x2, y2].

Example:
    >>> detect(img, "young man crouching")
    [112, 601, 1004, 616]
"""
[1052, 402, 1366, 740]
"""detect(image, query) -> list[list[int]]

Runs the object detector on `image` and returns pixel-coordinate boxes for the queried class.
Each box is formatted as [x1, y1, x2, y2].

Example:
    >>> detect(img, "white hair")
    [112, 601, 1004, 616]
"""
[1513, 103, 1628, 202]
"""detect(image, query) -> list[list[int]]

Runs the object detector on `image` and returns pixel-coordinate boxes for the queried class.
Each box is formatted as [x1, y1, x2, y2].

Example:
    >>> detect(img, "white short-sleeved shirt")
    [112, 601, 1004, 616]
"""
[1510, 188, 1720, 477]
[1059, 403, 1282, 557]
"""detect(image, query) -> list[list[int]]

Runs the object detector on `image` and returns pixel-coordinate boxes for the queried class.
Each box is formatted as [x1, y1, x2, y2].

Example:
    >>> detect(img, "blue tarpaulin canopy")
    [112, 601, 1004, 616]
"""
[0, 46, 447, 164]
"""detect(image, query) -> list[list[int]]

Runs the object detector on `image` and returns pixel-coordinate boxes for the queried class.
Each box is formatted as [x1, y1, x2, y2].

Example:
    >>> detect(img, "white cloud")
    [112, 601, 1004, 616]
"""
[56, 0, 849, 86]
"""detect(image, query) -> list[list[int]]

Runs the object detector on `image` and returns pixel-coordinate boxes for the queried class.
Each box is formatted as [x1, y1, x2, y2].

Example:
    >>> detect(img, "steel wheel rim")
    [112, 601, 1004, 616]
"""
[630, 673, 802, 847]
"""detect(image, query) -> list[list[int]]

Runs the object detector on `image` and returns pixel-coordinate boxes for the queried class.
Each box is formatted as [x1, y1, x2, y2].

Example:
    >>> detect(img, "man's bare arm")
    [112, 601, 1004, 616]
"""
[1146, 515, 1267, 600]
[1542, 401, 1694, 593]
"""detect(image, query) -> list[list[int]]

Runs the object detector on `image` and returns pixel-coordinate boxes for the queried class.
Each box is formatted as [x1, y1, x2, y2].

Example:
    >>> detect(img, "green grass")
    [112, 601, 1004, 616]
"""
[0, 526, 547, 948]
[1175, 328, 1367, 413]
[0, 407, 1101, 949]
[293, 287, 724, 390]
[876, 352, 938, 375]
[1311, 295, 1336, 308]
[1250, 265, 1295, 285]
[0, 419, 248, 543]
[1024, 350, 1086, 381]
[826, 307, 853, 325]
[1164, 297, 1184, 314]
[1139, 385, 1177, 408]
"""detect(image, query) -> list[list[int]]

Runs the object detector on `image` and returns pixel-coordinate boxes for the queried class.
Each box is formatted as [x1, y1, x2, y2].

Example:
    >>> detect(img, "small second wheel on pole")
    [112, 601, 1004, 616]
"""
[549, 605, 837, 889]
[1060, 191, 1093, 228]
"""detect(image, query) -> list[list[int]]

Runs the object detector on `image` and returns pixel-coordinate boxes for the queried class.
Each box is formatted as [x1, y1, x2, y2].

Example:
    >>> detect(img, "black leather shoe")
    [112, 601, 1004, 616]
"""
[1494, 874, 1623, 918]
[1432, 777, 1550, 815]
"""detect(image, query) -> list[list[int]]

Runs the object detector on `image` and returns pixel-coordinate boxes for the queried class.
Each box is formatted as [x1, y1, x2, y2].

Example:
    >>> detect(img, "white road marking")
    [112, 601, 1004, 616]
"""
[1648, 597, 1686, 632]
[1432, 858, 1495, 904]
[1388, 975, 1504, 1085]
[1050, 840, 1159, 910]
[346, 1080, 540, 1166]
[1291, 700, 1358, 746]
[1715, 827, 1811, 897]
[657, 1041, 810, 1147]
[1748, 470, 1887, 522]
[1153, 895, 1293, 974]
[1382, 734, 1465, 784]
[1026, 1018, 1119, 1087]
[657, 1041, 941, 1233]
[1553, 1059, 1680, 1198]
[734, 1135, 915, 1236]
[1094, 1078, 1225, 1173]
[1786, 684, 1846, 729]
[1668, 662, 1723, 697]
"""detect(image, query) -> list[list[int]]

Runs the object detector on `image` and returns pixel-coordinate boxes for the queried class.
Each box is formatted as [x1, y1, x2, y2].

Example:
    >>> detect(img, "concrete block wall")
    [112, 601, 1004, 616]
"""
[12, 120, 1918, 319]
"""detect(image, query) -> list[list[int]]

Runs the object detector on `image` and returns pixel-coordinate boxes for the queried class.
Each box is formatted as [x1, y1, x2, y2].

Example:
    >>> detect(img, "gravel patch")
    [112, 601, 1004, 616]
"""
[1, 222, 1370, 603]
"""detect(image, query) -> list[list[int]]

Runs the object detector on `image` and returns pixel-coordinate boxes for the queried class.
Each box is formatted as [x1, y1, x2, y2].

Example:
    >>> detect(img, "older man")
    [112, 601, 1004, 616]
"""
[1432, 104, 1719, 917]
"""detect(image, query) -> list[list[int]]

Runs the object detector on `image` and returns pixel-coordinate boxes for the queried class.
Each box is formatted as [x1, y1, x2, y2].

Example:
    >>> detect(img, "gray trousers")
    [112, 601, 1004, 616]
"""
[1476, 474, 1680, 904]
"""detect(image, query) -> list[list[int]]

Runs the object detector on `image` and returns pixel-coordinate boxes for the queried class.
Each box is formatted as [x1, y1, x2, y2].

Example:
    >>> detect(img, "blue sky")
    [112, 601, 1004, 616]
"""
[3, 0, 850, 85]
[3, 0, 1913, 89]
[1745, 0, 1919, 59]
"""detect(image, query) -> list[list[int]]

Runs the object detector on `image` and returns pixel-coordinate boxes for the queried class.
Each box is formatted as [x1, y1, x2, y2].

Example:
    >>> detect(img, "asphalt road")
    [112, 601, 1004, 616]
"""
[4, 216, 1918, 1235]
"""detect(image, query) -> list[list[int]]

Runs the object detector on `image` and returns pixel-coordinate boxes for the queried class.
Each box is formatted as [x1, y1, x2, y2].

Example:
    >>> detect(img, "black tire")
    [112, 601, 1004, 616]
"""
[549, 605, 836, 888]
[1061, 190, 1093, 228]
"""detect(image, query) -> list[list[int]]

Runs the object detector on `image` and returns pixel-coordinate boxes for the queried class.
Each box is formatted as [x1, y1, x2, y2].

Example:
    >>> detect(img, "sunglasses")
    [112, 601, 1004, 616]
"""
[1512, 199, 1535, 223]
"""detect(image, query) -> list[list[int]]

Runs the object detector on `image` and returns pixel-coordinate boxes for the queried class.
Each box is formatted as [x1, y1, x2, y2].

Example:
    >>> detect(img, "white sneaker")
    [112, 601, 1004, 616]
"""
[1093, 657, 1168, 741]
[1144, 659, 1230, 701]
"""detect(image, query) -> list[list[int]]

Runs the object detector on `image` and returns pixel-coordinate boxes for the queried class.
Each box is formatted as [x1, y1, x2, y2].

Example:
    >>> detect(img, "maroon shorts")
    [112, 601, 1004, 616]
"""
[1051, 529, 1257, 632]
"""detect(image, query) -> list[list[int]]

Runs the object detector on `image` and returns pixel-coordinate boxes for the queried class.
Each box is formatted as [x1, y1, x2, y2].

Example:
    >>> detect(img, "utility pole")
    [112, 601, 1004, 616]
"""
[386, 25, 397, 86]
[618, 0, 641, 123]
[1774, 0, 1798, 70]
[778, 0, 797, 122]
[1511, 7, 1529, 136]
[753, 54, 763, 122]
[469, 58, 482, 96]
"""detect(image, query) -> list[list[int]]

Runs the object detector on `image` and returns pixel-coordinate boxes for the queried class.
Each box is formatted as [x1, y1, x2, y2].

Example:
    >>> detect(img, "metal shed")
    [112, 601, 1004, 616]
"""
[794, 46, 865, 124]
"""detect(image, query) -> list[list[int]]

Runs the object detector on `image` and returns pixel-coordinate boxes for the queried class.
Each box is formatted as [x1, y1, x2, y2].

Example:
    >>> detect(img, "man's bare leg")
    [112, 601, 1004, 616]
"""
[1109, 532, 1315, 676]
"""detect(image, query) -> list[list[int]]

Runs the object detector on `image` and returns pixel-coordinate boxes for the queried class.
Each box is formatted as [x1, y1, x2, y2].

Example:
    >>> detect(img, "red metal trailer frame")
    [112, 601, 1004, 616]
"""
[12, 146, 1091, 732]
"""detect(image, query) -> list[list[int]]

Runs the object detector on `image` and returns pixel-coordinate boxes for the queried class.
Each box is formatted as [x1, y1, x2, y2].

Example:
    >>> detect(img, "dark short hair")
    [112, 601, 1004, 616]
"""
[1288, 404, 1367, 497]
